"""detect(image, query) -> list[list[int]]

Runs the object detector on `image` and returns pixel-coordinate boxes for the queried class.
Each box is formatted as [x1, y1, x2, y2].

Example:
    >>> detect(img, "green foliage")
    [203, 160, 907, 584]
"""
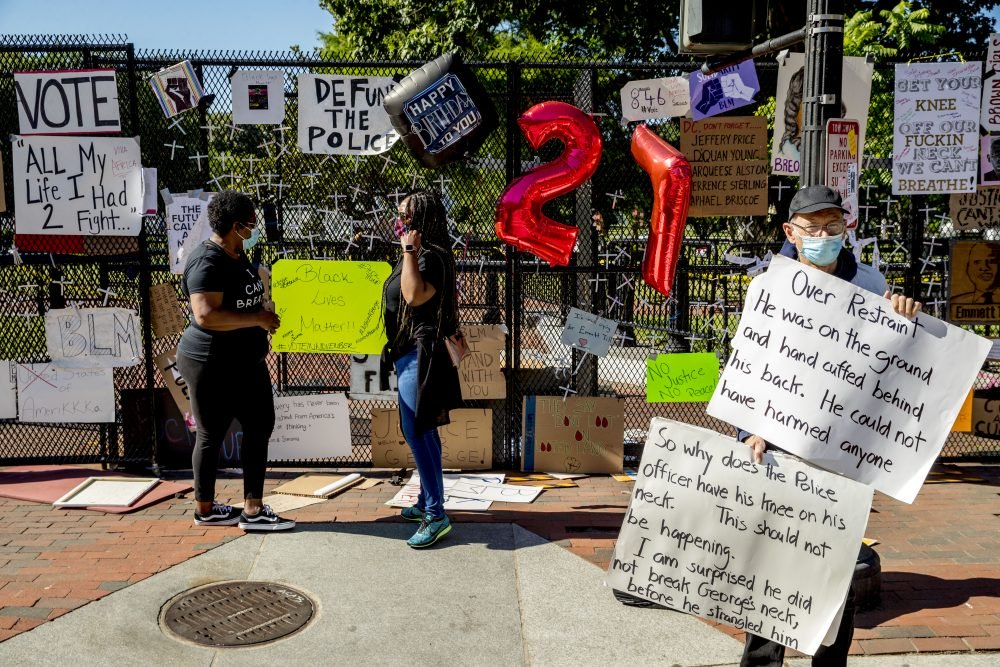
[844, 2, 945, 58]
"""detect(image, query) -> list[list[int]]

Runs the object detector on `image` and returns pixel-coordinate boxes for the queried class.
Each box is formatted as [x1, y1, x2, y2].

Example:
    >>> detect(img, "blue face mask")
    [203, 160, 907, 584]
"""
[239, 225, 262, 252]
[799, 234, 843, 266]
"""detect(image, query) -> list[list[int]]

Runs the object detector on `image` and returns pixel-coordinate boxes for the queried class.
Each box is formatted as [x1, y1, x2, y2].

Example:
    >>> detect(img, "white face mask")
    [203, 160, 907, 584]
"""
[799, 233, 844, 266]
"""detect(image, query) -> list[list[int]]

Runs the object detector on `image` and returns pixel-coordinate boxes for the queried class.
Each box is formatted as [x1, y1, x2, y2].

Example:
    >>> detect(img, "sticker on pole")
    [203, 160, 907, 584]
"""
[825, 119, 861, 230]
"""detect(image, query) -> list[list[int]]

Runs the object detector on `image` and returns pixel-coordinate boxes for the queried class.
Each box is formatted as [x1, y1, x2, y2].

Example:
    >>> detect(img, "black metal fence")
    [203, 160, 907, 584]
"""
[0, 34, 996, 471]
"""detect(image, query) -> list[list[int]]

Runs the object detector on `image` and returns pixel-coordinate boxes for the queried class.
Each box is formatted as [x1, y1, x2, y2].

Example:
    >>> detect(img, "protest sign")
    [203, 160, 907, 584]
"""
[444, 478, 542, 503]
[982, 75, 1000, 132]
[459, 325, 506, 399]
[271, 260, 390, 354]
[231, 69, 285, 125]
[972, 396, 1000, 439]
[149, 282, 186, 339]
[951, 389, 973, 432]
[177, 193, 215, 269]
[349, 354, 397, 400]
[17, 364, 114, 423]
[688, 60, 758, 121]
[269, 393, 351, 460]
[1, 360, 16, 419]
[386, 471, 506, 511]
[646, 352, 719, 403]
[142, 168, 157, 214]
[44, 307, 141, 368]
[12, 135, 143, 236]
[989, 33, 1000, 73]
[772, 54, 873, 176]
[980, 136, 1000, 186]
[949, 240, 1000, 323]
[14, 70, 120, 135]
[371, 407, 493, 469]
[706, 254, 989, 503]
[825, 119, 861, 230]
[522, 396, 624, 473]
[153, 348, 192, 428]
[680, 117, 768, 216]
[607, 418, 872, 656]
[949, 188, 1000, 231]
[620, 77, 690, 121]
[297, 74, 399, 155]
[892, 62, 981, 195]
[148, 60, 205, 118]
[560, 307, 618, 357]
[165, 196, 207, 273]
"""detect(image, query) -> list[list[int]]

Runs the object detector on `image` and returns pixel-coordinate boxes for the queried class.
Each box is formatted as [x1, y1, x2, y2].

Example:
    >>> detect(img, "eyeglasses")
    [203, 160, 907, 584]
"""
[789, 220, 845, 237]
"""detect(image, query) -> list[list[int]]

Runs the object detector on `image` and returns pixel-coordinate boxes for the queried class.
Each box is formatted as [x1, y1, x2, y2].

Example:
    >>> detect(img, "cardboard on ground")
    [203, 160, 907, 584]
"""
[272, 473, 364, 498]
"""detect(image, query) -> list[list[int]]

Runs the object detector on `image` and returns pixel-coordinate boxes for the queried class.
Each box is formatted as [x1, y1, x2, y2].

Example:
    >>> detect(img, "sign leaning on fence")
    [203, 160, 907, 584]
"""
[297, 74, 399, 155]
[706, 254, 990, 503]
[14, 70, 121, 135]
[607, 418, 872, 656]
[44, 307, 141, 368]
[12, 135, 143, 236]
[16, 364, 115, 423]
[268, 393, 352, 461]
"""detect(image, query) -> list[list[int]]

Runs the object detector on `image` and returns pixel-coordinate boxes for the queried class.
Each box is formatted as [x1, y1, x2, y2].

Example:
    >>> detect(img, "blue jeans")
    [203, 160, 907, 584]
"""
[394, 349, 446, 519]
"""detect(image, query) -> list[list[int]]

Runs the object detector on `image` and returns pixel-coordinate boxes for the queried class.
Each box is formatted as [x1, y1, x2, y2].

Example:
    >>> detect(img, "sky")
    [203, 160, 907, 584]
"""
[0, 0, 332, 52]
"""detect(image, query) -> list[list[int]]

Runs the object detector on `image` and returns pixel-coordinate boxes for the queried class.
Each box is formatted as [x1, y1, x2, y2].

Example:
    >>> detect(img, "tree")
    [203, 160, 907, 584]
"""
[844, 2, 944, 58]
[844, 0, 996, 55]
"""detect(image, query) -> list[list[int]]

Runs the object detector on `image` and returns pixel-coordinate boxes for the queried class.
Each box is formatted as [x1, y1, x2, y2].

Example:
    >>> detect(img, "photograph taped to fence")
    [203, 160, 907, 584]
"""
[12, 135, 143, 236]
[44, 307, 141, 368]
[14, 69, 121, 135]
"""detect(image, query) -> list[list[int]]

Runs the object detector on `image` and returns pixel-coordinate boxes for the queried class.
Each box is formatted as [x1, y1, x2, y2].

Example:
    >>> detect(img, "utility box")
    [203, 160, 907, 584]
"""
[679, 0, 757, 54]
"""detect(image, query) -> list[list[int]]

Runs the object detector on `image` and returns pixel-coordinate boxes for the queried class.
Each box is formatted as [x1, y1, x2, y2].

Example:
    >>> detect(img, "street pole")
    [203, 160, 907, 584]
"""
[799, 1, 845, 186]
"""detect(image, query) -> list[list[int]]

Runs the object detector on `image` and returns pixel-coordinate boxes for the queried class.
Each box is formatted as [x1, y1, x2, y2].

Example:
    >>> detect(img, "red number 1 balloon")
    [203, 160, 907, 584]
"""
[631, 124, 692, 298]
[494, 101, 602, 266]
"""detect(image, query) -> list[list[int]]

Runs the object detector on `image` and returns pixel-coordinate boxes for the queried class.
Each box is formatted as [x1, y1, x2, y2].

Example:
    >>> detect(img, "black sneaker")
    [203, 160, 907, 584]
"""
[193, 502, 241, 527]
[238, 505, 296, 532]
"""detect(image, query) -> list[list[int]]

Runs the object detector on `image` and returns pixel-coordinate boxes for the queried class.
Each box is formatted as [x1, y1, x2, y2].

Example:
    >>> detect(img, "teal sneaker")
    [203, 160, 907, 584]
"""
[407, 514, 451, 548]
[400, 506, 425, 522]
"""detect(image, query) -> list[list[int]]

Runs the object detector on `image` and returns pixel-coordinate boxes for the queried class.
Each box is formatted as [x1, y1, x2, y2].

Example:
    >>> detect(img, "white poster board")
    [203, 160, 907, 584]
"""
[297, 74, 399, 155]
[560, 307, 618, 357]
[606, 418, 872, 657]
[349, 353, 397, 400]
[14, 70, 121, 135]
[231, 70, 285, 125]
[988, 33, 1000, 73]
[892, 62, 981, 195]
[1, 360, 16, 419]
[706, 255, 990, 503]
[269, 393, 352, 460]
[166, 196, 207, 274]
[12, 135, 143, 236]
[16, 364, 115, 423]
[177, 193, 215, 270]
[386, 471, 507, 512]
[620, 77, 690, 121]
[44, 307, 141, 368]
[772, 54, 873, 176]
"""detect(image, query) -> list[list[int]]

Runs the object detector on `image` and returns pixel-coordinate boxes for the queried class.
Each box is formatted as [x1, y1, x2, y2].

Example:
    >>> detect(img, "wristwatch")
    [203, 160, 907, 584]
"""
[403, 244, 415, 253]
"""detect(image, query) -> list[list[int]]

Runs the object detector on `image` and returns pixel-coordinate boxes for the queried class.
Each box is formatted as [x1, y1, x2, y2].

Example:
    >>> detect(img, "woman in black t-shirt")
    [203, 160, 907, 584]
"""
[176, 190, 294, 532]
[381, 191, 462, 548]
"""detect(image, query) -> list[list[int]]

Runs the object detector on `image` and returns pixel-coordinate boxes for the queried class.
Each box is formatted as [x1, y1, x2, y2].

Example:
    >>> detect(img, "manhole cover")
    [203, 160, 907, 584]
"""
[161, 581, 315, 648]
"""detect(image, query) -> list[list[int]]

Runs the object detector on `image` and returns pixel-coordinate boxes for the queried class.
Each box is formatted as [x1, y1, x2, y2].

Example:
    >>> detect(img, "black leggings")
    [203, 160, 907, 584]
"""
[175, 353, 274, 502]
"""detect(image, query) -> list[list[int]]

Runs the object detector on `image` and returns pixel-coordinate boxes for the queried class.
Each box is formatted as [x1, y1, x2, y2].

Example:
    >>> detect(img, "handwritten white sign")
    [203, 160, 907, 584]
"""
[231, 69, 285, 125]
[269, 393, 352, 461]
[560, 307, 618, 357]
[981, 73, 1000, 132]
[1, 360, 16, 419]
[44, 307, 141, 368]
[988, 33, 1000, 73]
[607, 418, 872, 656]
[386, 471, 507, 511]
[16, 364, 114, 423]
[349, 354, 398, 400]
[706, 254, 990, 503]
[166, 196, 207, 274]
[12, 135, 143, 236]
[620, 77, 690, 121]
[14, 70, 121, 135]
[297, 74, 399, 155]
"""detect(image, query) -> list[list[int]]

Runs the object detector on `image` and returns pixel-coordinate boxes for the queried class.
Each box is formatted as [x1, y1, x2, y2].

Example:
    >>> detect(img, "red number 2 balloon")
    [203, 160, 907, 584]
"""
[494, 101, 602, 266]
[631, 124, 692, 298]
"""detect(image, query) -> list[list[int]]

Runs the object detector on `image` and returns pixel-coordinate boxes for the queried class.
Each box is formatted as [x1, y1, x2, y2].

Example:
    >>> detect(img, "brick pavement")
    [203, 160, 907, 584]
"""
[0, 462, 997, 657]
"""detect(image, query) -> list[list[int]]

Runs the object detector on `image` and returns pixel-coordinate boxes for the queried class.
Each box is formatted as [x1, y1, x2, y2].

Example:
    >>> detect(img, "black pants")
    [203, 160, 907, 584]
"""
[741, 585, 855, 667]
[175, 353, 274, 502]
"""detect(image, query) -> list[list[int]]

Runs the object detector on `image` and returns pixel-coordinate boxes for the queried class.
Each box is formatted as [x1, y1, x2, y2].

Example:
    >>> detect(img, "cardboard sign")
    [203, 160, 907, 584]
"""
[646, 352, 720, 403]
[1, 360, 16, 419]
[370, 407, 493, 469]
[269, 393, 352, 460]
[972, 396, 1000, 439]
[707, 254, 990, 503]
[560, 307, 618, 357]
[772, 54, 873, 176]
[892, 62, 981, 195]
[459, 325, 506, 399]
[166, 196, 207, 273]
[350, 354, 398, 400]
[607, 419, 872, 657]
[12, 135, 143, 236]
[680, 117, 768, 217]
[949, 188, 1000, 231]
[149, 282, 186, 339]
[44, 307, 141, 368]
[271, 260, 391, 354]
[522, 396, 625, 473]
[951, 389, 973, 432]
[825, 119, 860, 230]
[14, 70, 120, 135]
[148, 60, 205, 118]
[231, 69, 285, 125]
[297, 74, 399, 155]
[153, 348, 193, 428]
[16, 364, 115, 423]
[688, 60, 759, 121]
[620, 77, 690, 121]
[949, 240, 1000, 323]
